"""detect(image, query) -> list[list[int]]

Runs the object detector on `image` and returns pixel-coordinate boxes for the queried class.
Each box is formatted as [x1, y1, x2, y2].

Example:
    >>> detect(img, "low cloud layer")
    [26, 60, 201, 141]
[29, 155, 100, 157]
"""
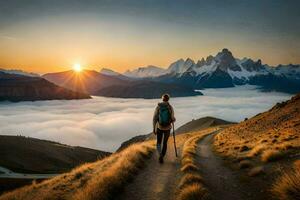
[0, 85, 292, 152]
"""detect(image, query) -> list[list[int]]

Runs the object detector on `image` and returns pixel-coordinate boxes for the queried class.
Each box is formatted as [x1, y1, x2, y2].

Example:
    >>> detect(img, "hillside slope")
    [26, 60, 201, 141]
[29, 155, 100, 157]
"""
[117, 116, 231, 151]
[0, 142, 154, 200]
[0, 72, 90, 102]
[175, 116, 234, 134]
[0, 136, 110, 173]
[42, 70, 130, 94]
[214, 93, 300, 160]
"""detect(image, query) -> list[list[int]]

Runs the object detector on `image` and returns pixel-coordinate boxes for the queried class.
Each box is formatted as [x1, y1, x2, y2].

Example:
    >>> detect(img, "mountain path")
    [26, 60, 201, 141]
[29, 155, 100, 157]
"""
[197, 133, 271, 200]
[120, 130, 271, 200]
[120, 133, 186, 200]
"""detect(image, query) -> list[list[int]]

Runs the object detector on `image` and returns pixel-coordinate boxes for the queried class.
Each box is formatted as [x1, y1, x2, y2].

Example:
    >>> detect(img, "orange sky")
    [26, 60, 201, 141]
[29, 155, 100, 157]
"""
[0, 1, 299, 74]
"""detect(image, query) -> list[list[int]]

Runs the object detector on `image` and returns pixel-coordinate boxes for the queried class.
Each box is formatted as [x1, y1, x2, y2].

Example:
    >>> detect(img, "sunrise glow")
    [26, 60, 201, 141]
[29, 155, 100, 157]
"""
[73, 63, 82, 72]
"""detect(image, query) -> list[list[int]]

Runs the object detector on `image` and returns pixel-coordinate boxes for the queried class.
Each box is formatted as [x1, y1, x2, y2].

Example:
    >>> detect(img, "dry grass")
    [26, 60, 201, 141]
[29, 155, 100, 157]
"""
[247, 144, 265, 157]
[261, 150, 284, 162]
[213, 94, 300, 178]
[180, 163, 199, 173]
[177, 129, 217, 200]
[248, 166, 264, 177]
[0, 142, 155, 200]
[272, 160, 300, 200]
[177, 184, 209, 200]
[179, 173, 203, 189]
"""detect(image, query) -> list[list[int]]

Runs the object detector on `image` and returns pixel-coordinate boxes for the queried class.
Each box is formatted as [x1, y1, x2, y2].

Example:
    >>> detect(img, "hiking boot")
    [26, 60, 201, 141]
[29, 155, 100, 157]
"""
[159, 156, 164, 164]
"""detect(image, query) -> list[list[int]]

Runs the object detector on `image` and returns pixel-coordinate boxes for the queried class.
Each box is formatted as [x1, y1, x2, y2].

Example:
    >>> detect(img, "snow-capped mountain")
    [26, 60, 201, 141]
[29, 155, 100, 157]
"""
[0, 69, 40, 77]
[99, 48, 300, 94]
[166, 58, 195, 75]
[272, 64, 300, 80]
[124, 65, 166, 78]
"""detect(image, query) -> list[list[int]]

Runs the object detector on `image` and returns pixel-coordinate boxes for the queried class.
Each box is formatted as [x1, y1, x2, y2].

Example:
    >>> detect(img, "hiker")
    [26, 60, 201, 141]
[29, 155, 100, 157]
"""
[153, 94, 176, 163]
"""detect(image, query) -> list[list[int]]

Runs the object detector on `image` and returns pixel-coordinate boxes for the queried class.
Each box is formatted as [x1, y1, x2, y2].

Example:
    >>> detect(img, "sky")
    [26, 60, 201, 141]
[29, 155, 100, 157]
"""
[0, 86, 292, 152]
[0, 0, 299, 74]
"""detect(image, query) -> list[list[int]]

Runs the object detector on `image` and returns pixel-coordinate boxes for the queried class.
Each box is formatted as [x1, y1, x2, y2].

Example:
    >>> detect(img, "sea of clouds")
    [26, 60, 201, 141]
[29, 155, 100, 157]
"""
[0, 85, 292, 152]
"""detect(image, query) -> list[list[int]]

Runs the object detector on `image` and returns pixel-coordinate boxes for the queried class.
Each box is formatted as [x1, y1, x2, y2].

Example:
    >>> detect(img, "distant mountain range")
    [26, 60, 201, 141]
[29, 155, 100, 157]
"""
[41, 49, 300, 98]
[104, 48, 300, 94]
[2, 48, 300, 101]
[43, 70, 201, 98]
[0, 72, 90, 102]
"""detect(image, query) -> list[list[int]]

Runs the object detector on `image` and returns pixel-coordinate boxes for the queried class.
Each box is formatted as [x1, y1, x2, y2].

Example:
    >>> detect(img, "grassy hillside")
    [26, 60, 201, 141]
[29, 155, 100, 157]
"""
[0, 142, 154, 200]
[0, 136, 110, 173]
[214, 93, 300, 161]
[1, 99, 299, 200]
[213, 93, 300, 200]
[175, 116, 234, 134]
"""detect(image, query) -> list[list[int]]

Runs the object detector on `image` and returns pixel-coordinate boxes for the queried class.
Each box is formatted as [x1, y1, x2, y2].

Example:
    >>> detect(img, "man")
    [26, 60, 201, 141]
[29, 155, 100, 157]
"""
[153, 94, 176, 163]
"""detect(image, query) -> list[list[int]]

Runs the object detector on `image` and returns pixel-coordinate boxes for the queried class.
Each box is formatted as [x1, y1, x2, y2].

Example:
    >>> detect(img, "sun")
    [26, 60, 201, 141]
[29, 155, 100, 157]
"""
[73, 63, 82, 72]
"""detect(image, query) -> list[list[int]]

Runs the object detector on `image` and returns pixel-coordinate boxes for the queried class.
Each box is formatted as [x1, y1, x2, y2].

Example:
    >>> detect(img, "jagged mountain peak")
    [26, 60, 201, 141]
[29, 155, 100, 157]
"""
[167, 58, 196, 75]
[116, 48, 300, 94]
[213, 49, 240, 72]
[197, 58, 206, 67]
[185, 58, 195, 64]
[206, 55, 214, 65]
[215, 48, 235, 63]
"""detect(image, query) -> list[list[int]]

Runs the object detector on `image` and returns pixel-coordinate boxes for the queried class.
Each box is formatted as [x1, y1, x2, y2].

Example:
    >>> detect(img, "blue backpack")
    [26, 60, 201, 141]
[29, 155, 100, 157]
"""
[158, 104, 171, 126]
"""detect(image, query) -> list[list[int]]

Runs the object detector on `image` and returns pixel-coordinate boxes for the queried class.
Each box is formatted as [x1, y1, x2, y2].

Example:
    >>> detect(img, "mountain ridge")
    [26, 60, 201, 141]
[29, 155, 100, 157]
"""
[4, 48, 299, 100]
[0, 72, 91, 102]
[103, 48, 300, 93]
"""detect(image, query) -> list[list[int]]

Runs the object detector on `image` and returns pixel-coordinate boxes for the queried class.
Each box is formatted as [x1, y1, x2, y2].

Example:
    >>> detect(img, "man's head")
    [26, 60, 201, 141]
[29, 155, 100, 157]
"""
[162, 94, 170, 102]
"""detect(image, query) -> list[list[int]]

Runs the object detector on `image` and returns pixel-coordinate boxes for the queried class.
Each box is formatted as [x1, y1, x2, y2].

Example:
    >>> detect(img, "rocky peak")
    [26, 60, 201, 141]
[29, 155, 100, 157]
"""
[206, 55, 214, 65]
[215, 48, 235, 64]
[241, 59, 264, 72]
[185, 58, 195, 64]
[215, 48, 241, 72]
[197, 58, 206, 67]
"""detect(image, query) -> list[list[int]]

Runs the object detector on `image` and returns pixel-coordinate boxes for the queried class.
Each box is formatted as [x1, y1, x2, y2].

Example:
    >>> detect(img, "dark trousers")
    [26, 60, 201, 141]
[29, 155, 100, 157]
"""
[156, 128, 170, 157]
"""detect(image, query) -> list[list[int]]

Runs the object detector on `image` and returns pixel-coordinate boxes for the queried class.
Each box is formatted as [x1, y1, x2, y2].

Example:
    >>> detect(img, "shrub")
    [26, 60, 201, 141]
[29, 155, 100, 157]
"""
[179, 173, 203, 189]
[261, 150, 284, 162]
[248, 144, 265, 157]
[181, 163, 199, 173]
[248, 166, 264, 177]
[240, 145, 250, 152]
[177, 184, 209, 200]
[272, 160, 300, 200]
[238, 160, 252, 169]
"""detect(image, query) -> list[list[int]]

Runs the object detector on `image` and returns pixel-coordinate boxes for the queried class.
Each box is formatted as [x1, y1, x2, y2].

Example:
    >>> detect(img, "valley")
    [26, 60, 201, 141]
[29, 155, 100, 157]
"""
[0, 93, 299, 200]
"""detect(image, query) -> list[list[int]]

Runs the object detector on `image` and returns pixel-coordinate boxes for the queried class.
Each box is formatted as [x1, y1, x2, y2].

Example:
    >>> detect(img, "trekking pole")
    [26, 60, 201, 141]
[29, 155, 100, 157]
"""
[172, 122, 178, 157]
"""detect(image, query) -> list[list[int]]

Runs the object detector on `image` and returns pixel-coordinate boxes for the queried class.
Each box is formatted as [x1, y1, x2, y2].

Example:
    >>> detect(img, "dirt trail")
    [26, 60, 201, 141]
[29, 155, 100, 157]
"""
[121, 130, 271, 200]
[197, 133, 271, 200]
[121, 134, 184, 200]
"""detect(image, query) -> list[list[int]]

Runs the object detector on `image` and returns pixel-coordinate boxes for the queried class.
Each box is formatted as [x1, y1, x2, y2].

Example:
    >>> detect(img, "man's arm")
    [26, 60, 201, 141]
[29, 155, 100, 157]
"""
[153, 105, 159, 133]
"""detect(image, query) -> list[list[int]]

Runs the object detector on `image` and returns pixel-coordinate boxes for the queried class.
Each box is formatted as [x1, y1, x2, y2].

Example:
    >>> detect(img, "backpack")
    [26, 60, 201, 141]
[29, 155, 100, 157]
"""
[158, 104, 171, 126]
